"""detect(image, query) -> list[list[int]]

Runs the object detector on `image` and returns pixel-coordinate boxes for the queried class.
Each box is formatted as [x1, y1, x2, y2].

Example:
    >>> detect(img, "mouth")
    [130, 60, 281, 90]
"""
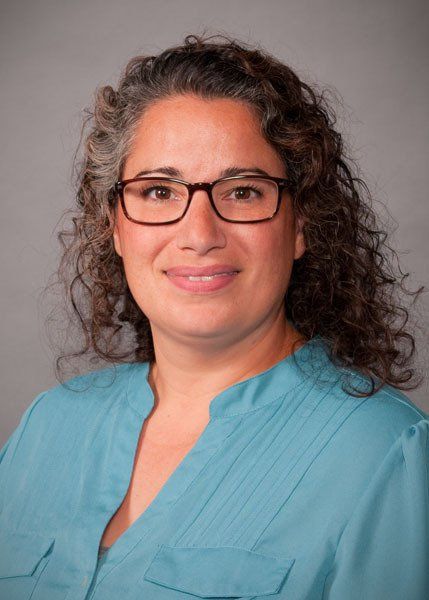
[163, 264, 241, 278]
[163, 269, 240, 293]
[164, 271, 239, 281]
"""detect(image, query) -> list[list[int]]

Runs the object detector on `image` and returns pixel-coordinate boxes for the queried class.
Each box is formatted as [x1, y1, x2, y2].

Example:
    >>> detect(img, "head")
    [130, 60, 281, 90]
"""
[111, 93, 305, 353]
[56, 33, 421, 396]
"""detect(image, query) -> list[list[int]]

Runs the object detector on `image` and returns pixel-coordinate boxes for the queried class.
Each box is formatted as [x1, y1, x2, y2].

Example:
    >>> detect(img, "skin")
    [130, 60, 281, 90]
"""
[113, 94, 306, 438]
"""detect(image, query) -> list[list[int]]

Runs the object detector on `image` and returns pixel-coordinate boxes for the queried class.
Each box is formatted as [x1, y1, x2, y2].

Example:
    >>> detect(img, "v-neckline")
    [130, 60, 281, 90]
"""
[97, 429, 207, 554]
[94, 415, 237, 573]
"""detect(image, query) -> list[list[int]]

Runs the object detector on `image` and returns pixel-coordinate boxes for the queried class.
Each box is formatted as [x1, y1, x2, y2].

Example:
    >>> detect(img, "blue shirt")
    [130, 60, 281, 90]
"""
[1, 336, 428, 600]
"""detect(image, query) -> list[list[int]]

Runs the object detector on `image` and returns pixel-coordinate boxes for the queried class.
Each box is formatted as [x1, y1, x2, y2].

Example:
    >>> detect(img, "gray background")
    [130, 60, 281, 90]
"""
[1, 0, 428, 445]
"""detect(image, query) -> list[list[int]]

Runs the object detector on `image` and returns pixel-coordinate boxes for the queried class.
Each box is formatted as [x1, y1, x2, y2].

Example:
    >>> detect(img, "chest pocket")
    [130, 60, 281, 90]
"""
[142, 544, 295, 598]
[0, 529, 55, 600]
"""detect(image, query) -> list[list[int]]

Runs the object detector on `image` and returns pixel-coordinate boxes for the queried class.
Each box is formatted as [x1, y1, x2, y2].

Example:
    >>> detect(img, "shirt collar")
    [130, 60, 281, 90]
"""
[126, 335, 338, 419]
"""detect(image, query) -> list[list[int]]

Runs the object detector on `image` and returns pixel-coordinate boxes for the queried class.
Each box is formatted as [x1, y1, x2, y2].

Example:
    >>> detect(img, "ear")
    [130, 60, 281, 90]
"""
[111, 207, 123, 257]
[293, 215, 306, 260]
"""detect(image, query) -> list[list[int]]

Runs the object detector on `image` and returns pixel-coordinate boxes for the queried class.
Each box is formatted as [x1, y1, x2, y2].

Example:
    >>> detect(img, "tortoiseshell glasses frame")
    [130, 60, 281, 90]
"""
[114, 174, 292, 225]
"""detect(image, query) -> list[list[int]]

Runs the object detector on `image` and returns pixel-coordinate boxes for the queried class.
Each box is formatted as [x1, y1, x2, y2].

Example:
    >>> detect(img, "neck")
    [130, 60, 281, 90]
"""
[147, 313, 306, 417]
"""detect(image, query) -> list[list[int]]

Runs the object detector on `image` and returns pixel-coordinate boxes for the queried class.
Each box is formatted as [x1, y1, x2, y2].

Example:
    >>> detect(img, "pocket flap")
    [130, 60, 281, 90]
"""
[0, 530, 55, 578]
[142, 544, 295, 597]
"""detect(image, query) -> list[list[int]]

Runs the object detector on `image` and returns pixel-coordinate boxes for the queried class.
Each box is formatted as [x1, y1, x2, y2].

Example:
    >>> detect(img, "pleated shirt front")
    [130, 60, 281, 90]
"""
[1, 336, 428, 600]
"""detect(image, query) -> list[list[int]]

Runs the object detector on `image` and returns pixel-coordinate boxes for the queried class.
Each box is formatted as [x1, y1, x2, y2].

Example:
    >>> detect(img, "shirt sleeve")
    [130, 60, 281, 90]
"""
[323, 417, 429, 600]
[0, 391, 47, 511]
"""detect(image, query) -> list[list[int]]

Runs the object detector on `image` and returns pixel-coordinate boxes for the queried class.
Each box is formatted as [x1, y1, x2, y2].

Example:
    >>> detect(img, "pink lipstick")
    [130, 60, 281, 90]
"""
[164, 264, 240, 294]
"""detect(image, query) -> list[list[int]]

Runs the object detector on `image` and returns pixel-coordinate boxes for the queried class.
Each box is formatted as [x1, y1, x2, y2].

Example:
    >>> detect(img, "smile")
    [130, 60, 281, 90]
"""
[165, 271, 239, 293]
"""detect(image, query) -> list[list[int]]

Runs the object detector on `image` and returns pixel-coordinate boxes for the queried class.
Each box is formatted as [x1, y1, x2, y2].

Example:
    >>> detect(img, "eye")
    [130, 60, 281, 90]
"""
[226, 185, 263, 202]
[140, 184, 175, 201]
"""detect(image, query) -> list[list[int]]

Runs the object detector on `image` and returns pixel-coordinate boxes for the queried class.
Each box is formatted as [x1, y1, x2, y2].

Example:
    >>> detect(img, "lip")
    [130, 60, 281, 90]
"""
[164, 264, 240, 277]
[164, 264, 241, 294]
[165, 271, 239, 293]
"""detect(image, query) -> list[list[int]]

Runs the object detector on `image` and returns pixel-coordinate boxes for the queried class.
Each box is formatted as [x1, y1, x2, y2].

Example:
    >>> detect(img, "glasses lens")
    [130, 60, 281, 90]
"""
[122, 179, 188, 223]
[213, 177, 278, 221]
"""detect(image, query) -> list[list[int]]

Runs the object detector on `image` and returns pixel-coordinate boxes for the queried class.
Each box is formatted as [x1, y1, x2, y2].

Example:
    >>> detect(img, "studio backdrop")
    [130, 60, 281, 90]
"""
[1, 0, 428, 444]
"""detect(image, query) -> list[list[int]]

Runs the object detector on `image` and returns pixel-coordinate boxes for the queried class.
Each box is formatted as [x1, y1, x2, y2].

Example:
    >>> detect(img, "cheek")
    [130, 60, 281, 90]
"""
[115, 222, 158, 276]
[245, 224, 294, 279]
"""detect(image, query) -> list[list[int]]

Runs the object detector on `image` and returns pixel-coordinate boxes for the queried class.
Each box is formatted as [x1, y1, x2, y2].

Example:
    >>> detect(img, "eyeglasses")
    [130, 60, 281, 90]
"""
[114, 175, 291, 225]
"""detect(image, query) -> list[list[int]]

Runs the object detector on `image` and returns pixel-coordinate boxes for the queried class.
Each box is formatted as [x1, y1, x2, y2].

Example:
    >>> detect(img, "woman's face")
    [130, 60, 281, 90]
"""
[113, 94, 305, 351]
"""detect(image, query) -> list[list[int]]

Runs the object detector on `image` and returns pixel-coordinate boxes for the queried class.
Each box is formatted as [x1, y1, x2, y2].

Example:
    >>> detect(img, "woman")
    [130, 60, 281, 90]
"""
[0, 33, 428, 600]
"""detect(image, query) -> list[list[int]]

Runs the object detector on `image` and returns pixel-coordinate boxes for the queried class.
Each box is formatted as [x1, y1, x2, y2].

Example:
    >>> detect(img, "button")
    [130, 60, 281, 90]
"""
[409, 425, 416, 436]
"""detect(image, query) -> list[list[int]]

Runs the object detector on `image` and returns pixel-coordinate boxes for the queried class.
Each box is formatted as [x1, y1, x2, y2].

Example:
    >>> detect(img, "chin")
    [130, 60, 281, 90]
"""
[166, 314, 237, 337]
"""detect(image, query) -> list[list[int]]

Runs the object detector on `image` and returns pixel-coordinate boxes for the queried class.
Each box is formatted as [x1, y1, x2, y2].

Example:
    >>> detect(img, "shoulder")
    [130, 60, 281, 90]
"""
[318, 364, 428, 477]
[296, 336, 427, 440]
[31, 362, 135, 411]
[335, 369, 427, 439]
[4, 362, 141, 447]
[299, 337, 427, 451]
[0, 363, 145, 495]
[0, 362, 147, 514]
[295, 337, 428, 477]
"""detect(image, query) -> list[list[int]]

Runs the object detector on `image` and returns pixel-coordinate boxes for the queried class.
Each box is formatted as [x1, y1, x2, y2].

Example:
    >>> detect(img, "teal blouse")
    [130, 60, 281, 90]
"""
[1, 336, 428, 600]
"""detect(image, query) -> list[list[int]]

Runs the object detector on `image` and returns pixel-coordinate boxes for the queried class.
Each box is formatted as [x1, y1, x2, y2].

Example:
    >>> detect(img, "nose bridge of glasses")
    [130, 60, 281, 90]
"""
[186, 182, 217, 208]
[188, 181, 213, 196]
[180, 181, 227, 224]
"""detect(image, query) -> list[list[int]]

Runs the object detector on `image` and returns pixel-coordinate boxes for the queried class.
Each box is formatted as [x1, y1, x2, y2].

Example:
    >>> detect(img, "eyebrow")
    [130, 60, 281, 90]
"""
[133, 166, 271, 179]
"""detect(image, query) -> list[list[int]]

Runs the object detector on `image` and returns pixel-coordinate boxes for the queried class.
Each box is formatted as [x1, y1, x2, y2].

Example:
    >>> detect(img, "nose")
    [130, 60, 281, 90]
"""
[174, 189, 226, 253]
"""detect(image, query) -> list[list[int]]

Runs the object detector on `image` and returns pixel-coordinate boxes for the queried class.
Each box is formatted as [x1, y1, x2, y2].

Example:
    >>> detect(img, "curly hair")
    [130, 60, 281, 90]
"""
[50, 32, 424, 397]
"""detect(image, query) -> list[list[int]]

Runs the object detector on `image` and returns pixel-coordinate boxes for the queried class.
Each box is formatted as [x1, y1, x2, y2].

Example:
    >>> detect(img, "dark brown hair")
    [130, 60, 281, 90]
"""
[50, 32, 424, 397]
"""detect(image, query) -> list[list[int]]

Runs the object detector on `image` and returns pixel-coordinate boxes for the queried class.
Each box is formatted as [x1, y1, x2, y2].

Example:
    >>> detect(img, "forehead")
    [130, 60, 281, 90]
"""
[136, 94, 259, 131]
[124, 94, 285, 178]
